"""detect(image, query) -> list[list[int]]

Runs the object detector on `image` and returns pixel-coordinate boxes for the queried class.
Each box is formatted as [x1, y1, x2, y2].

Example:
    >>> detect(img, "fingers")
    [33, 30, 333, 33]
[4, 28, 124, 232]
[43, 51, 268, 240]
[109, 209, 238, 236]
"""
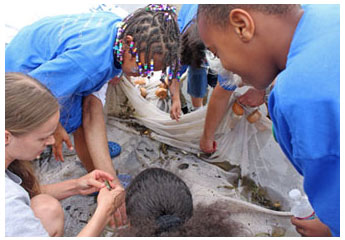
[113, 189, 126, 209]
[87, 178, 106, 189]
[109, 76, 121, 86]
[213, 141, 217, 151]
[113, 203, 127, 227]
[200, 139, 216, 153]
[64, 135, 74, 151]
[53, 143, 64, 162]
[290, 216, 303, 228]
[113, 208, 122, 227]
[119, 203, 128, 225]
[93, 170, 115, 182]
[170, 110, 180, 122]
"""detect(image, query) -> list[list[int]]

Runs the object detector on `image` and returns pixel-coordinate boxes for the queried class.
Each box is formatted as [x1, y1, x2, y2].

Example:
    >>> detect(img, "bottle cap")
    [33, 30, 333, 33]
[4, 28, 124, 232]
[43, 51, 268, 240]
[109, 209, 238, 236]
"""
[289, 189, 302, 200]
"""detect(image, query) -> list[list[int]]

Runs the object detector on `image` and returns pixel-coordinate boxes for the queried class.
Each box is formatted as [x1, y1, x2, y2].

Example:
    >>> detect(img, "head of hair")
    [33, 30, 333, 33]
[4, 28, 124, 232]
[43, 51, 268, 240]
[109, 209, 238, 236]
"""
[5, 72, 59, 136]
[197, 4, 301, 29]
[180, 21, 206, 68]
[5, 72, 59, 197]
[125, 168, 193, 234]
[118, 4, 181, 78]
[117, 168, 239, 237]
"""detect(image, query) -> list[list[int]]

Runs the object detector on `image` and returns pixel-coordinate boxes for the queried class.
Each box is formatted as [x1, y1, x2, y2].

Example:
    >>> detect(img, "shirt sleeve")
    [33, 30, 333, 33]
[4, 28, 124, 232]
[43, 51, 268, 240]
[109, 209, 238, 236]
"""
[5, 181, 49, 237]
[217, 74, 237, 91]
[300, 155, 339, 236]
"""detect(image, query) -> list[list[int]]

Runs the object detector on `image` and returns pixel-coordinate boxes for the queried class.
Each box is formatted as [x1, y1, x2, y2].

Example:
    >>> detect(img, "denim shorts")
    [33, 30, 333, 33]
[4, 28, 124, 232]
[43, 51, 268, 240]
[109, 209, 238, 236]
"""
[187, 65, 208, 98]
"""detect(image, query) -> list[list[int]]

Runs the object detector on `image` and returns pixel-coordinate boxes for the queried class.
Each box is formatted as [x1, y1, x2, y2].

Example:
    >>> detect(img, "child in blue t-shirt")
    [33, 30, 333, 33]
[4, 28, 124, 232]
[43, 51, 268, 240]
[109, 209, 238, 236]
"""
[197, 4, 339, 236]
[6, 4, 181, 227]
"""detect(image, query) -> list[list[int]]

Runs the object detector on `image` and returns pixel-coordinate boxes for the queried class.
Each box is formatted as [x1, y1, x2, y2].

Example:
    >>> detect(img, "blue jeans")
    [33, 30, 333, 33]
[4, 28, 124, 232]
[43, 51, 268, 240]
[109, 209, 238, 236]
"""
[187, 65, 208, 98]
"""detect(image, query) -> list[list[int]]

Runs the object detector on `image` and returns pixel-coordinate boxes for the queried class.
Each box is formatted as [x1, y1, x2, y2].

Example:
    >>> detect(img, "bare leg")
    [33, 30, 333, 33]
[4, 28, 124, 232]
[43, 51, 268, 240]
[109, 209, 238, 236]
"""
[73, 126, 95, 172]
[191, 97, 204, 109]
[81, 94, 117, 178]
[31, 194, 64, 237]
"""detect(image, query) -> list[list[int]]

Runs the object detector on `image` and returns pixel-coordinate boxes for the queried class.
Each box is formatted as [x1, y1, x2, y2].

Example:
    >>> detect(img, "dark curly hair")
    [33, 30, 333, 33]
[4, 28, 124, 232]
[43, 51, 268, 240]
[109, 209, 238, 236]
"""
[180, 20, 206, 68]
[114, 168, 241, 237]
[197, 4, 301, 29]
[118, 4, 181, 78]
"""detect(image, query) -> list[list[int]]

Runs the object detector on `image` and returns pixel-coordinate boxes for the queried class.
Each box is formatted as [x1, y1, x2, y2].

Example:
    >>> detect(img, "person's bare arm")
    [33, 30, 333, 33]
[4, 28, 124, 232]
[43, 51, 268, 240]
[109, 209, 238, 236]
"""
[168, 78, 181, 121]
[40, 170, 114, 200]
[200, 83, 232, 153]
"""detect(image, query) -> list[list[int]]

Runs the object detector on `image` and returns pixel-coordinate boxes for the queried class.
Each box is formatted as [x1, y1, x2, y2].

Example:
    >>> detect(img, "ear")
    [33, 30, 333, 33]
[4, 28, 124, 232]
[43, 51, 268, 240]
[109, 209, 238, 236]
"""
[124, 35, 134, 47]
[5, 130, 12, 146]
[229, 8, 255, 42]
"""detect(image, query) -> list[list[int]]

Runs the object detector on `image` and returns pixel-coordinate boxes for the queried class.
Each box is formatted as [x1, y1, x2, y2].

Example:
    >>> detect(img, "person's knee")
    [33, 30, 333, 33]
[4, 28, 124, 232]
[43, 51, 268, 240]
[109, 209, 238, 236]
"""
[31, 194, 64, 236]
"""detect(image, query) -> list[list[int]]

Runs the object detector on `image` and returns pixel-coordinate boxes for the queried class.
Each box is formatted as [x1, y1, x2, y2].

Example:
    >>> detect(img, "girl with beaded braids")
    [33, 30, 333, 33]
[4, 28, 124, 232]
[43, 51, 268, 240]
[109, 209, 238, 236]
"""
[5, 4, 181, 228]
[112, 4, 182, 121]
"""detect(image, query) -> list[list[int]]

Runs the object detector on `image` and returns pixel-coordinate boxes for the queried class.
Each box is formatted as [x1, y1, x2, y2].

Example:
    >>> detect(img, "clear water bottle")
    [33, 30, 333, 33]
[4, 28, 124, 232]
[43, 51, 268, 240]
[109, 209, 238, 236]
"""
[289, 189, 316, 220]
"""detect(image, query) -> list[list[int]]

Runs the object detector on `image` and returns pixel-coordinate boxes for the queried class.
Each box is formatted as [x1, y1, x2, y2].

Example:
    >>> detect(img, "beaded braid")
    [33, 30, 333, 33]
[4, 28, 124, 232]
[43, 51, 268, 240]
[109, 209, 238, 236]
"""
[114, 4, 181, 82]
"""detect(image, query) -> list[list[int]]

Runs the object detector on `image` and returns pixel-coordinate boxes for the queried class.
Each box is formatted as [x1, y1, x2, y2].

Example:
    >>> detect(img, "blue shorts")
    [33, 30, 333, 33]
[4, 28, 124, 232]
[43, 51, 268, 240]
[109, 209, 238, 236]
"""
[187, 66, 208, 98]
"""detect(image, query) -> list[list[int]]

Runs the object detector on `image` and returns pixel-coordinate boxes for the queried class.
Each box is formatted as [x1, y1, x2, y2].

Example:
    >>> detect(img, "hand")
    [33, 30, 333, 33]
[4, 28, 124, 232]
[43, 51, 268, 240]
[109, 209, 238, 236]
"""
[53, 123, 73, 162]
[170, 99, 181, 122]
[200, 134, 216, 154]
[109, 76, 122, 86]
[99, 179, 128, 228]
[237, 88, 265, 107]
[291, 217, 332, 237]
[97, 184, 126, 224]
[76, 170, 115, 195]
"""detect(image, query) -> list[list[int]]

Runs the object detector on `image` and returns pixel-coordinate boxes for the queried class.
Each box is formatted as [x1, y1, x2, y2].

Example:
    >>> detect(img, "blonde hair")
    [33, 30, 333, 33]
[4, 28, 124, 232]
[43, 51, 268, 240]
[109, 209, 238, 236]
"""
[5, 72, 59, 197]
[5, 72, 59, 135]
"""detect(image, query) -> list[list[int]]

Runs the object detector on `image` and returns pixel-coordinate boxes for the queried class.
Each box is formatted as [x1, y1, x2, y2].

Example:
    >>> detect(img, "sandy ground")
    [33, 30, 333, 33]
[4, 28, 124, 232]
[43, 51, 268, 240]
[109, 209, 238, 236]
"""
[33, 116, 299, 237]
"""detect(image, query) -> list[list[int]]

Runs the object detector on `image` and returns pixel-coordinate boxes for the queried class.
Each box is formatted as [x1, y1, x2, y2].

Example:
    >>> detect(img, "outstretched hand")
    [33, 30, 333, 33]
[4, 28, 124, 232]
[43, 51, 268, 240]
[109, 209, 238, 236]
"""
[97, 184, 126, 220]
[170, 99, 181, 122]
[237, 88, 265, 107]
[291, 217, 332, 237]
[200, 134, 216, 154]
[52, 123, 73, 162]
[76, 170, 115, 195]
[109, 76, 122, 86]
[98, 179, 128, 228]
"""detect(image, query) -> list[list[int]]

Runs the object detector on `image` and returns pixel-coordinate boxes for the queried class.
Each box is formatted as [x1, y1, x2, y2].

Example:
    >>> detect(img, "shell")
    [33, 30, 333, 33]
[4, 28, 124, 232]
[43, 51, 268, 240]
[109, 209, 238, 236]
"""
[232, 101, 244, 115]
[247, 110, 262, 123]
[134, 78, 146, 85]
[140, 87, 147, 98]
[155, 88, 167, 99]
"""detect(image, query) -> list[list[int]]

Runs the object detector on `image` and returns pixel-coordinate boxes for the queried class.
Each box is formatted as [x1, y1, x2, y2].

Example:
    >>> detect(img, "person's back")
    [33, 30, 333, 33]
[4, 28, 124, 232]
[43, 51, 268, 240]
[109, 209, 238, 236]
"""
[268, 4, 339, 236]
[5, 12, 123, 133]
[5, 12, 122, 91]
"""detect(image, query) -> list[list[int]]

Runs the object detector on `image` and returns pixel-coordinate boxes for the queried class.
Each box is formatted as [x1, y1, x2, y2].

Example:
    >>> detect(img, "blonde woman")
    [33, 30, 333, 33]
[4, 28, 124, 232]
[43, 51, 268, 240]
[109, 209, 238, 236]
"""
[5, 72, 124, 237]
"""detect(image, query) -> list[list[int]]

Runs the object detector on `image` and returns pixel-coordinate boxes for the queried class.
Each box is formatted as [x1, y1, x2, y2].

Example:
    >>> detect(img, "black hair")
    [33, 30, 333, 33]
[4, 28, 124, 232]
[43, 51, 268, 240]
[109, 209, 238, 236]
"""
[180, 20, 206, 68]
[125, 168, 193, 232]
[197, 4, 301, 29]
[116, 168, 241, 237]
[118, 4, 181, 78]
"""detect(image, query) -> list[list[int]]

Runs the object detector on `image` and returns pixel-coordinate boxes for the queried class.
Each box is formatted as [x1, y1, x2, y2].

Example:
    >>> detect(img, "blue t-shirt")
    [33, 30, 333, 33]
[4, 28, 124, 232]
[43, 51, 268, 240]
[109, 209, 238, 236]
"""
[5, 12, 123, 133]
[217, 74, 237, 91]
[177, 4, 198, 77]
[268, 5, 339, 236]
[177, 4, 198, 33]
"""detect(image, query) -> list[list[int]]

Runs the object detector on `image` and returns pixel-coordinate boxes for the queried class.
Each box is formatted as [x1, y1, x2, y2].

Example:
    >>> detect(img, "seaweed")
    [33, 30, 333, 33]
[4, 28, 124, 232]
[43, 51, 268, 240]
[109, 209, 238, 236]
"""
[238, 176, 282, 211]
[209, 161, 239, 172]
